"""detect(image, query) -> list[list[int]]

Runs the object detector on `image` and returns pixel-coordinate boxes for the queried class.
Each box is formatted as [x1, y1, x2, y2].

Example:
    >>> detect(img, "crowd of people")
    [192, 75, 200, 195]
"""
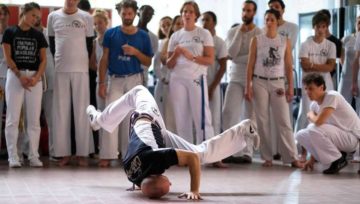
[1, 0, 360, 199]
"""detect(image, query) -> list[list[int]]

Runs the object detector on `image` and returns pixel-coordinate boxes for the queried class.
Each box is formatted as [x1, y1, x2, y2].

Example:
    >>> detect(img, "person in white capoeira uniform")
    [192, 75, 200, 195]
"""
[352, 18, 360, 117]
[153, 16, 172, 117]
[90, 9, 109, 113]
[47, 0, 94, 166]
[222, 0, 262, 164]
[86, 85, 259, 200]
[268, 0, 299, 160]
[339, 17, 360, 105]
[153, 16, 177, 132]
[294, 12, 336, 160]
[296, 73, 360, 174]
[167, 1, 215, 146]
[201, 11, 227, 136]
[245, 9, 302, 168]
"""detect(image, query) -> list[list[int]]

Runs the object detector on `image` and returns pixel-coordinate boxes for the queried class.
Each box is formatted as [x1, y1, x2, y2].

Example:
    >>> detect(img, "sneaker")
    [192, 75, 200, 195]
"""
[222, 156, 234, 163]
[29, 157, 43, 167]
[322, 154, 348, 174]
[240, 119, 260, 150]
[232, 155, 252, 164]
[9, 158, 21, 168]
[86, 105, 101, 131]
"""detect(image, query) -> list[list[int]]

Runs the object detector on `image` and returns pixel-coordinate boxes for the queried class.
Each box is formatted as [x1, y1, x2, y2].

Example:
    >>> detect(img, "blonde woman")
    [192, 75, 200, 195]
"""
[90, 9, 109, 167]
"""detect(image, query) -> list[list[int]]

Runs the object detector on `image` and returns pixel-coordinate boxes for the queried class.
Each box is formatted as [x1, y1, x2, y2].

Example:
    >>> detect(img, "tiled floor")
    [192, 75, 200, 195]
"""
[0, 158, 359, 204]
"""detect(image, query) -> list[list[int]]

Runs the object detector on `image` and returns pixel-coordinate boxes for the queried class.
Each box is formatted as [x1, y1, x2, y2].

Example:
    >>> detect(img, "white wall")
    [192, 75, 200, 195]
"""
[3, 0, 337, 37]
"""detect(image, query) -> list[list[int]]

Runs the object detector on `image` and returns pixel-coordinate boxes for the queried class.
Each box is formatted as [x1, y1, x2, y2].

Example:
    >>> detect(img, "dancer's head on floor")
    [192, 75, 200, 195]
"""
[141, 175, 171, 199]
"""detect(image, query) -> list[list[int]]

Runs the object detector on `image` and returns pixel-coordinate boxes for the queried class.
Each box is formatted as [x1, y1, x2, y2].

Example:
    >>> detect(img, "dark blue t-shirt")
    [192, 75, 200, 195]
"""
[123, 123, 178, 186]
[103, 26, 153, 76]
[1, 26, 48, 71]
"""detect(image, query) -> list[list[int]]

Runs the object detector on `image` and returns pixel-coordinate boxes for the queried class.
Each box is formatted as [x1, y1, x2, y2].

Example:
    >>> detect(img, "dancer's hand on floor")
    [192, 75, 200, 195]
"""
[178, 192, 202, 200]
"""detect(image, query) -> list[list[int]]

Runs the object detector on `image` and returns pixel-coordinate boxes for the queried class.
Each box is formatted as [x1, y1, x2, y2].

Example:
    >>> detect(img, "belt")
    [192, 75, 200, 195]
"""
[253, 74, 284, 81]
[111, 72, 139, 78]
[130, 111, 160, 129]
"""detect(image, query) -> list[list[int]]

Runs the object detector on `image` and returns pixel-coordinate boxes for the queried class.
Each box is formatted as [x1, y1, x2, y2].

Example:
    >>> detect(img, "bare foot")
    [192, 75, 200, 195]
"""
[212, 161, 228, 168]
[262, 160, 273, 167]
[299, 153, 307, 163]
[299, 147, 307, 162]
[98, 159, 110, 167]
[77, 157, 88, 167]
[58, 156, 71, 167]
[291, 160, 304, 168]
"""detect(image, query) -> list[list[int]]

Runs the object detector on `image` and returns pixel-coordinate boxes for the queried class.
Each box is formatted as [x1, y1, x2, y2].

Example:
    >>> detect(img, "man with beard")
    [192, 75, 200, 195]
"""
[97, 0, 153, 167]
[222, 0, 262, 164]
[137, 5, 158, 87]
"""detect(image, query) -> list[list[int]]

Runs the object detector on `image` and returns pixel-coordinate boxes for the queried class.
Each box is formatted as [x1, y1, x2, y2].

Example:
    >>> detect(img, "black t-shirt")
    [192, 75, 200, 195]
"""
[327, 35, 342, 58]
[327, 35, 342, 76]
[123, 123, 178, 186]
[1, 26, 48, 71]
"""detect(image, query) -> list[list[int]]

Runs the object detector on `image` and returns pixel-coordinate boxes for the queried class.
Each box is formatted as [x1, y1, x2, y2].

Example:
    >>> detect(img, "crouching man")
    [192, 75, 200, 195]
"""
[296, 73, 360, 174]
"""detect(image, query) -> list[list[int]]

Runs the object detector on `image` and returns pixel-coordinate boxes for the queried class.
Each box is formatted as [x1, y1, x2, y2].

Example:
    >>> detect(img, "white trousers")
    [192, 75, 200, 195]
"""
[169, 75, 214, 144]
[252, 78, 298, 162]
[53, 72, 93, 157]
[42, 89, 53, 156]
[97, 85, 248, 164]
[296, 124, 359, 165]
[100, 73, 143, 159]
[222, 80, 255, 157]
[154, 80, 176, 132]
[338, 78, 353, 105]
[95, 82, 106, 148]
[295, 74, 334, 133]
[5, 70, 42, 161]
[208, 84, 221, 135]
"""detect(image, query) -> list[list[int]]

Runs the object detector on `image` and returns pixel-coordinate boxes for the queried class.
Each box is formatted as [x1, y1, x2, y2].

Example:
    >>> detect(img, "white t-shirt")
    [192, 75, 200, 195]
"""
[207, 35, 227, 84]
[299, 37, 336, 90]
[342, 34, 357, 80]
[95, 38, 103, 67]
[142, 30, 158, 71]
[154, 39, 171, 82]
[47, 9, 94, 72]
[148, 31, 159, 57]
[226, 25, 262, 82]
[254, 34, 287, 78]
[278, 21, 298, 50]
[168, 27, 214, 79]
[0, 33, 7, 78]
[310, 90, 360, 139]
[354, 32, 360, 51]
